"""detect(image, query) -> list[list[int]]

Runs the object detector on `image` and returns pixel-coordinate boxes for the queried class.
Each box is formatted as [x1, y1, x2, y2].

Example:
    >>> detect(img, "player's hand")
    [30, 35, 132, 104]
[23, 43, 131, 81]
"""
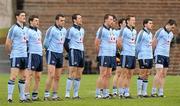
[116, 58, 120, 62]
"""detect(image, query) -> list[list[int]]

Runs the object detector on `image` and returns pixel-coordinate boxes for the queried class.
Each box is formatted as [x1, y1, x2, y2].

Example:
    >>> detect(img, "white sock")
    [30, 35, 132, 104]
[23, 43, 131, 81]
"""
[32, 92, 38, 99]
[8, 80, 15, 100]
[18, 80, 26, 100]
[73, 78, 80, 97]
[151, 87, 157, 94]
[124, 88, 130, 97]
[65, 78, 73, 97]
[118, 88, 124, 96]
[105, 89, 109, 97]
[137, 77, 143, 95]
[44, 91, 50, 97]
[102, 89, 105, 97]
[142, 80, 148, 96]
[113, 86, 117, 94]
[25, 92, 30, 99]
[52, 92, 58, 98]
[158, 88, 164, 96]
[96, 88, 101, 97]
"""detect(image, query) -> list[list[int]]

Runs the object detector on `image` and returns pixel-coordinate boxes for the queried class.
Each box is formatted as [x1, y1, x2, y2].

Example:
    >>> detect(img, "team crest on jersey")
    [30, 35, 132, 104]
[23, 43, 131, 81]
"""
[58, 38, 64, 44]
[32, 66, 35, 69]
[17, 64, 20, 67]
[129, 37, 135, 44]
[52, 61, 55, 63]
[109, 36, 116, 42]
[79, 37, 83, 43]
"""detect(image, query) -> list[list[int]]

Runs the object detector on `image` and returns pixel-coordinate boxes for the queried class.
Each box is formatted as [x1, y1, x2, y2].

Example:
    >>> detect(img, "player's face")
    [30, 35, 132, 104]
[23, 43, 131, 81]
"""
[121, 20, 126, 28]
[146, 21, 153, 30]
[75, 15, 82, 25]
[58, 17, 65, 27]
[112, 19, 118, 28]
[16, 13, 26, 23]
[128, 17, 136, 27]
[31, 18, 39, 28]
[107, 16, 114, 27]
[169, 24, 176, 32]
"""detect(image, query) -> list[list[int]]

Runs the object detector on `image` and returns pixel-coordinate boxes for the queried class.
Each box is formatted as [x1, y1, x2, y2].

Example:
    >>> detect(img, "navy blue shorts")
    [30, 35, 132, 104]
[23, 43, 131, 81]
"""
[46, 50, 63, 68]
[155, 55, 169, 68]
[28, 53, 43, 72]
[138, 59, 153, 69]
[10, 57, 28, 69]
[99, 56, 116, 68]
[120, 55, 136, 69]
[68, 49, 84, 67]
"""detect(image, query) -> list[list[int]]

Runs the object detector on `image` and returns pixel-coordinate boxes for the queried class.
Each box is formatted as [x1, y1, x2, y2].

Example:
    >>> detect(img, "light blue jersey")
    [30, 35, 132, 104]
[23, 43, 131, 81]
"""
[154, 27, 173, 57]
[66, 24, 85, 51]
[43, 25, 66, 53]
[27, 26, 42, 56]
[96, 25, 118, 56]
[113, 28, 121, 37]
[120, 26, 137, 56]
[136, 28, 153, 59]
[7, 23, 28, 58]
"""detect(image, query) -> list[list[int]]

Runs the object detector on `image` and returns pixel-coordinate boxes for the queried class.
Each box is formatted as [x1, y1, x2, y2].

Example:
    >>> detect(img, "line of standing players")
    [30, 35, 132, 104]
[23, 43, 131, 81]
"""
[5, 10, 177, 103]
[95, 14, 177, 99]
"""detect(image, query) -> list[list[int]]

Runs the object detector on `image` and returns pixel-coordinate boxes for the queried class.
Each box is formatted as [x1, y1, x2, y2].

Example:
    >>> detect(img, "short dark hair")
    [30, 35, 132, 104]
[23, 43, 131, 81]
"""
[118, 18, 126, 25]
[104, 14, 113, 22]
[126, 15, 135, 24]
[143, 18, 153, 27]
[15, 10, 26, 17]
[126, 15, 135, 21]
[112, 15, 117, 21]
[55, 14, 65, 20]
[166, 19, 177, 26]
[72, 14, 81, 23]
[28, 15, 39, 24]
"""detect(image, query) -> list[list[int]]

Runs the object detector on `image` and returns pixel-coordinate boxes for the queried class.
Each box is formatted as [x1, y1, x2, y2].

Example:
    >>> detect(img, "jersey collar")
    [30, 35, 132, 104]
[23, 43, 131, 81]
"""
[126, 25, 134, 31]
[29, 26, 37, 31]
[103, 24, 110, 30]
[164, 26, 170, 34]
[73, 24, 81, 31]
[16, 23, 24, 29]
[143, 27, 150, 34]
[55, 24, 62, 30]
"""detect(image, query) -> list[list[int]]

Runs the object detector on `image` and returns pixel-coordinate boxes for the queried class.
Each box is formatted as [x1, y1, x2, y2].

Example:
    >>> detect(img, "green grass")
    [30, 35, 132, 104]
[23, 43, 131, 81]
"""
[0, 28, 8, 38]
[0, 73, 180, 106]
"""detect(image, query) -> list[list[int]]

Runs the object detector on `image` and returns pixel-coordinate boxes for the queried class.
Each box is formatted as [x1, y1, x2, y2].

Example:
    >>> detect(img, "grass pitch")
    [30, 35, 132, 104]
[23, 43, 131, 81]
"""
[0, 73, 180, 106]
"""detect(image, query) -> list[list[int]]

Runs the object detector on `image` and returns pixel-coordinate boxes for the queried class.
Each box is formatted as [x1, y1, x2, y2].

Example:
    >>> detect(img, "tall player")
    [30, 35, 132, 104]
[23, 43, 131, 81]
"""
[5, 10, 28, 103]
